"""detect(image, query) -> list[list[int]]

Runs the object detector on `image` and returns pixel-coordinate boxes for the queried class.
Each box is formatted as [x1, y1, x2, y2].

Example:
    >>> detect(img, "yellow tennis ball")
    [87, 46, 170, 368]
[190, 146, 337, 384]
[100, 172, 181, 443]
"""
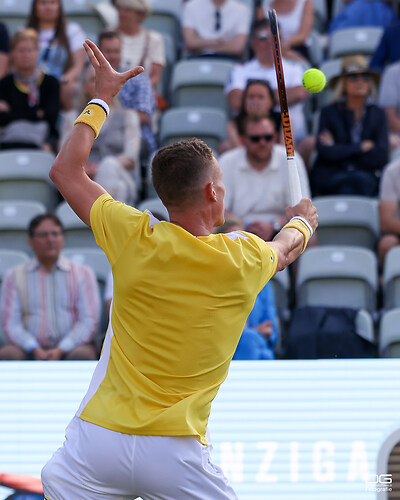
[302, 68, 326, 93]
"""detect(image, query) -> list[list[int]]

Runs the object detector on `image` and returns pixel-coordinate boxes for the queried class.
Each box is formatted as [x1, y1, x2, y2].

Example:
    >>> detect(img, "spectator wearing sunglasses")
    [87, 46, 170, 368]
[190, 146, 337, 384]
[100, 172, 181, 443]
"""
[182, 0, 251, 60]
[225, 18, 308, 147]
[219, 115, 310, 241]
[311, 55, 389, 197]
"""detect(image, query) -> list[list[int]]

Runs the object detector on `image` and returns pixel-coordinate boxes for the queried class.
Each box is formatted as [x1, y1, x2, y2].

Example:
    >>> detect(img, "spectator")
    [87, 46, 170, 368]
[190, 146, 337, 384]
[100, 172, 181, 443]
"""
[377, 59, 400, 152]
[219, 116, 310, 241]
[215, 217, 279, 360]
[27, 0, 86, 111]
[219, 78, 281, 154]
[115, 0, 165, 89]
[61, 63, 140, 205]
[0, 214, 100, 361]
[329, 0, 396, 34]
[182, 0, 252, 60]
[378, 158, 400, 266]
[263, 0, 315, 62]
[99, 30, 157, 157]
[225, 18, 308, 145]
[0, 28, 60, 152]
[311, 55, 389, 197]
[370, 19, 400, 72]
[0, 22, 9, 78]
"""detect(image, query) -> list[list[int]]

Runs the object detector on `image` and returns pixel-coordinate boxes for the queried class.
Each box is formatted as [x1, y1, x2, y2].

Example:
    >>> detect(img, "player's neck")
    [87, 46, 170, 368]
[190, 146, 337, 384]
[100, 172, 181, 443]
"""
[169, 210, 214, 237]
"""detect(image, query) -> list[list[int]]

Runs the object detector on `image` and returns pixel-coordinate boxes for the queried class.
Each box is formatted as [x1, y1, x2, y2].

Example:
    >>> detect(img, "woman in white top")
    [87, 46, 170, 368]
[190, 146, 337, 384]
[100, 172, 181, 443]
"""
[115, 0, 165, 89]
[264, 0, 314, 61]
[27, 0, 86, 110]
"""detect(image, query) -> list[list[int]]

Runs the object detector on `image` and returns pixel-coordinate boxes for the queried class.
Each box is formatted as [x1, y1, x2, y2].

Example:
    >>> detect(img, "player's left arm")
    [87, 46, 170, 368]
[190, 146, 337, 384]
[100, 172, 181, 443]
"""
[49, 40, 143, 227]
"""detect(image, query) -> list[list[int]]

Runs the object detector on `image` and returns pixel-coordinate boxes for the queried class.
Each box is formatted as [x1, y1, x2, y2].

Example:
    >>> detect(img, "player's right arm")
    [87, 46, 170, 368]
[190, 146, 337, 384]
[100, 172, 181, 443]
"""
[268, 198, 318, 273]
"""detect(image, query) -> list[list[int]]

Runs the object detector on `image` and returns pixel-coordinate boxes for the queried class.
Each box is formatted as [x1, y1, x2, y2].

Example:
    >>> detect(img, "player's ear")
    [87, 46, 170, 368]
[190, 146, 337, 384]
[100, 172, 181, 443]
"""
[206, 182, 217, 201]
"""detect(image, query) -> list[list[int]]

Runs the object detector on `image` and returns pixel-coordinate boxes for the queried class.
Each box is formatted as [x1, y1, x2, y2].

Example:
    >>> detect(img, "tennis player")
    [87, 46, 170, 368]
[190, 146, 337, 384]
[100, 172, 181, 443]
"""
[41, 40, 318, 500]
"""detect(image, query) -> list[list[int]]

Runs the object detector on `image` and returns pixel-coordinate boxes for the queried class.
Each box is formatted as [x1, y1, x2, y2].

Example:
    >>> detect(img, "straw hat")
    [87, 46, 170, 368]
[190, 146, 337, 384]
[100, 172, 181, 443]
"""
[114, 0, 152, 17]
[329, 55, 380, 87]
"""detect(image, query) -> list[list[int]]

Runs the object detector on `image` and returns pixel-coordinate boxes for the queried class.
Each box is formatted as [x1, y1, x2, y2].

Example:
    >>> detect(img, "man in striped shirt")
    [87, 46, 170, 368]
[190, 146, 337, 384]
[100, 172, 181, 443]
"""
[0, 213, 100, 360]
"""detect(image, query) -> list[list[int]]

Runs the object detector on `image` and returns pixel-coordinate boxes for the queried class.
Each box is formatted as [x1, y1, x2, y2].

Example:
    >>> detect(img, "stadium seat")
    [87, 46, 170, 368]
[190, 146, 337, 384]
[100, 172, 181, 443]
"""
[170, 59, 235, 113]
[159, 107, 227, 152]
[315, 58, 342, 108]
[382, 247, 400, 310]
[328, 26, 383, 59]
[296, 246, 378, 312]
[159, 32, 177, 100]
[55, 202, 97, 248]
[0, 200, 46, 253]
[137, 197, 169, 221]
[379, 309, 400, 357]
[0, 0, 30, 34]
[355, 309, 375, 343]
[313, 196, 379, 250]
[63, 0, 106, 41]
[144, 0, 182, 57]
[0, 149, 58, 210]
[0, 248, 29, 287]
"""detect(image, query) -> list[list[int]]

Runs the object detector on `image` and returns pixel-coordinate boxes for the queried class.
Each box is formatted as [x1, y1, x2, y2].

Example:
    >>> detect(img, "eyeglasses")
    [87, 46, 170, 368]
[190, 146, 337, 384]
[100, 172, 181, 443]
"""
[345, 72, 371, 82]
[32, 231, 63, 239]
[215, 9, 221, 31]
[247, 134, 274, 143]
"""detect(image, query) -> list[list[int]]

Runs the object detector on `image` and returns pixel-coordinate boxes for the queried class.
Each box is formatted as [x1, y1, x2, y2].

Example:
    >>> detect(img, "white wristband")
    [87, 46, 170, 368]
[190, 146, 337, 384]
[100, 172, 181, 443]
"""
[290, 216, 313, 237]
[88, 98, 110, 117]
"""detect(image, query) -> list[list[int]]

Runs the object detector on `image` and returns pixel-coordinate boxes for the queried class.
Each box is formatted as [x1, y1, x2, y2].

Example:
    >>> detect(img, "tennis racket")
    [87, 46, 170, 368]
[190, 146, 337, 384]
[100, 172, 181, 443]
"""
[268, 9, 302, 206]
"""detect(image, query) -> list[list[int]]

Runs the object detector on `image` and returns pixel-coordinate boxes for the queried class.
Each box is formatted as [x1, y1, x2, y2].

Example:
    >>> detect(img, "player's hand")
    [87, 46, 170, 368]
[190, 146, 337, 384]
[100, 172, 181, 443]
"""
[83, 39, 144, 105]
[286, 197, 318, 234]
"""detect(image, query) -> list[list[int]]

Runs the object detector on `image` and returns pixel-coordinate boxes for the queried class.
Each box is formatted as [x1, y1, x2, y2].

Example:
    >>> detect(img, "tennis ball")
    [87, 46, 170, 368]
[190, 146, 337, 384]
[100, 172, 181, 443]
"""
[302, 68, 326, 93]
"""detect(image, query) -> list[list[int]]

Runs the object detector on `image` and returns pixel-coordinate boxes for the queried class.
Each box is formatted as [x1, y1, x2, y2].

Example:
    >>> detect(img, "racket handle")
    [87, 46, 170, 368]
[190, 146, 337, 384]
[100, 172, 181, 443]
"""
[287, 156, 302, 205]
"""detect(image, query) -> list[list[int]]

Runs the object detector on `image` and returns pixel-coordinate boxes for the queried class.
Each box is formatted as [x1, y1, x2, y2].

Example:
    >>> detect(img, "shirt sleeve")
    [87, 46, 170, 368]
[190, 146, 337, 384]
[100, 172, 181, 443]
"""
[0, 269, 40, 352]
[241, 231, 278, 291]
[379, 164, 399, 201]
[148, 30, 166, 67]
[224, 64, 246, 94]
[236, 4, 252, 36]
[57, 265, 100, 352]
[182, 1, 196, 29]
[90, 193, 144, 265]
[378, 65, 398, 108]
[66, 22, 86, 53]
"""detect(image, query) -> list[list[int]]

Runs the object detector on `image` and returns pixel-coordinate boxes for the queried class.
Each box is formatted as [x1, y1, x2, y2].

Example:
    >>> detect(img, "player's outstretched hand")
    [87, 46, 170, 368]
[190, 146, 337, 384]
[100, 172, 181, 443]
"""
[83, 39, 144, 104]
[286, 197, 318, 234]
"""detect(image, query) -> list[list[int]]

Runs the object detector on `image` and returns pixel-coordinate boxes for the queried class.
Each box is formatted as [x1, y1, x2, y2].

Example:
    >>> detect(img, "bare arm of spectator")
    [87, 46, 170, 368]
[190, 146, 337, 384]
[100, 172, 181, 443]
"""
[0, 52, 8, 78]
[182, 27, 220, 53]
[62, 47, 86, 83]
[380, 199, 400, 235]
[227, 89, 243, 112]
[150, 62, 163, 88]
[273, 85, 307, 106]
[385, 107, 400, 136]
[283, 0, 314, 49]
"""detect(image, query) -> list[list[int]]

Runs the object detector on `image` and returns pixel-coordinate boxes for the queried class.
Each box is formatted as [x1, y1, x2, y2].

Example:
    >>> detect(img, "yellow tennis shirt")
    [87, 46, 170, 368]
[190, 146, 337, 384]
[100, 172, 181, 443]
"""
[77, 194, 278, 444]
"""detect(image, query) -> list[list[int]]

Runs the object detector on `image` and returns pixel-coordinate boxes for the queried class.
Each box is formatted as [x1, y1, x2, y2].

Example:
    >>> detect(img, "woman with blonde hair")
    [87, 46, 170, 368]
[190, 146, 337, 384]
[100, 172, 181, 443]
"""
[311, 55, 389, 197]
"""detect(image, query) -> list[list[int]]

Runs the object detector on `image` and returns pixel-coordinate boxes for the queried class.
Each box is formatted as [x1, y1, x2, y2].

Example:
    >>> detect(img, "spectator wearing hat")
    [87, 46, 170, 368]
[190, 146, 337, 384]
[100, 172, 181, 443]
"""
[311, 55, 389, 197]
[115, 0, 165, 90]
[182, 0, 252, 60]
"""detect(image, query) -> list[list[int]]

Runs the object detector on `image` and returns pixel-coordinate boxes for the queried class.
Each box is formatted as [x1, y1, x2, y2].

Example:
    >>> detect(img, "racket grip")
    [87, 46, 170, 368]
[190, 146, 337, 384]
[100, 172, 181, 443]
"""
[287, 157, 302, 205]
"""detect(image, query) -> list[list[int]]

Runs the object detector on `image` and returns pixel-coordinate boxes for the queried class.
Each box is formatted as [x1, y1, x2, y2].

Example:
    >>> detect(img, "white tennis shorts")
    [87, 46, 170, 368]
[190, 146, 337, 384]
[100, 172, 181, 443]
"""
[41, 416, 238, 500]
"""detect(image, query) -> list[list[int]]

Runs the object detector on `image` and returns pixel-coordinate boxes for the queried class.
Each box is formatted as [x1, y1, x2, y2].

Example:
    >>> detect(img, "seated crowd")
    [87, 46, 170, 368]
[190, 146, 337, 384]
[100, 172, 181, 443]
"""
[1, 0, 400, 360]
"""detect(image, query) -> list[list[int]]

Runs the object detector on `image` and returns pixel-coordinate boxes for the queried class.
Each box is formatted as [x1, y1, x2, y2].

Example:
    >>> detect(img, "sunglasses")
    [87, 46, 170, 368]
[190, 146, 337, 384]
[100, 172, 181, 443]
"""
[345, 72, 371, 82]
[255, 33, 270, 41]
[215, 9, 221, 31]
[247, 134, 274, 143]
